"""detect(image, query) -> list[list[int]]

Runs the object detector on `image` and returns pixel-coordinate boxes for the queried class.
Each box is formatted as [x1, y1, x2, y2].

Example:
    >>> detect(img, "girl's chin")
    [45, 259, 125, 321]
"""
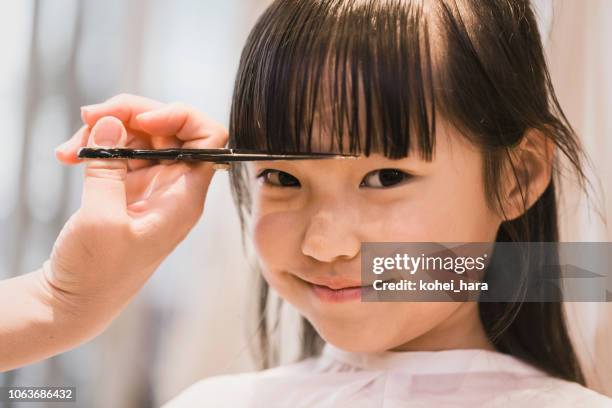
[319, 334, 397, 353]
[306, 318, 402, 352]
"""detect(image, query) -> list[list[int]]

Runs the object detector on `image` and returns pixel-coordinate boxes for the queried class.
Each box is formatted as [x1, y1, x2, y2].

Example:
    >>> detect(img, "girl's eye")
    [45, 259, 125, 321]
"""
[256, 169, 301, 187]
[255, 168, 409, 188]
[360, 169, 411, 188]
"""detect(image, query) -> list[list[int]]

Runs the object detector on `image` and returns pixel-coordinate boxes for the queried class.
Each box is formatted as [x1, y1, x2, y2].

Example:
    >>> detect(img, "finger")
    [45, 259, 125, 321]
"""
[56, 123, 156, 166]
[135, 102, 228, 143]
[55, 125, 90, 164]
[80, 94, 165, 131]
[55, 125, 153, 170]
[184, 129, 230, 176]
[125, 134, 156, 171]
[136, 103, 227, 166]
[137, 103, 228, 169]
[81, 116, 129, 220]
[149, 135, 182, 166]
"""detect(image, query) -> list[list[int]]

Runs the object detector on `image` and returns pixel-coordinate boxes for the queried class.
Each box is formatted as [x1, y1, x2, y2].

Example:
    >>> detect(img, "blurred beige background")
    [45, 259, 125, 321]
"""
[0, 1, 609, 407]
[546, 0, 612, 398]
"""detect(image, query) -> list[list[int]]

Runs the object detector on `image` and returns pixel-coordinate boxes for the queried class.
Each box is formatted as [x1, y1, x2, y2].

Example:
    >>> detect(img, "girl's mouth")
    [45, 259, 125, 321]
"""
[309, 282, 374, 303]
[295, 275, 390, 303]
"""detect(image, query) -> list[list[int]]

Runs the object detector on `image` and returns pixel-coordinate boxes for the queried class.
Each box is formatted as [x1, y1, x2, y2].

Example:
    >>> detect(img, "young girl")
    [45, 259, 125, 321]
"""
[1, 0, 610, 406]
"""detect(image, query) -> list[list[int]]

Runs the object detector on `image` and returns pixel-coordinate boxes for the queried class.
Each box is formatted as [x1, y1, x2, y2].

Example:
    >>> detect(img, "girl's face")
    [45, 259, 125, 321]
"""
[247, 121, 501, 352]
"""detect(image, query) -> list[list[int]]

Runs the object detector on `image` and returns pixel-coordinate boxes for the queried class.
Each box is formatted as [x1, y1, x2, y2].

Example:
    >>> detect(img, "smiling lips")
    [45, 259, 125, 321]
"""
[308, 279, 364, 290]
[296, 275, 385, 302]
[304, 276, 383, 302]
[310, 282, 367, 302]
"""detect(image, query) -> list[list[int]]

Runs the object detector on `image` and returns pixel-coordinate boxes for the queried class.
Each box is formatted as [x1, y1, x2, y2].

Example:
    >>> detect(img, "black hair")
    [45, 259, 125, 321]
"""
[228, 0, 589, 385]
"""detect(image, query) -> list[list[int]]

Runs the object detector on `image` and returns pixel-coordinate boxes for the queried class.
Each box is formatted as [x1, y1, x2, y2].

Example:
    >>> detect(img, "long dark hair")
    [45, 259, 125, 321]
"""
[228, 0, 589, 384]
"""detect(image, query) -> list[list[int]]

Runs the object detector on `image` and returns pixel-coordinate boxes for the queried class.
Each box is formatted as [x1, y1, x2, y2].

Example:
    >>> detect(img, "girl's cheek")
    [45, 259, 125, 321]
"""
[251, 208, 303, 272]
[251, 209, 312, 305]
[367, 195, 444, 242]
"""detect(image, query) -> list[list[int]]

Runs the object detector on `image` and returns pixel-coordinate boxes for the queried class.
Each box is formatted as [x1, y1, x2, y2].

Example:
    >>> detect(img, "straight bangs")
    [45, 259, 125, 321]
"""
[229, 0, 437, 161]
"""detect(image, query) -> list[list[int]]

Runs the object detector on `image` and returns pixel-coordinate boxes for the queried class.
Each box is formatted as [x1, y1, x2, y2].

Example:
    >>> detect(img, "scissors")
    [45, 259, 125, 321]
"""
[78, 147, 360, 170]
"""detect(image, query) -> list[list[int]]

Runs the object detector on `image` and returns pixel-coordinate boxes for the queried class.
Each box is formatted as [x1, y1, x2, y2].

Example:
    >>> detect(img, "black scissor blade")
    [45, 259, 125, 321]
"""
[77, 147, 359, 162]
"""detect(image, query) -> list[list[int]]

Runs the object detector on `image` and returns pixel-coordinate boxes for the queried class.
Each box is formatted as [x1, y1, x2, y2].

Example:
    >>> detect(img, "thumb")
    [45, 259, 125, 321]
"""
[81, 116, 129, 219]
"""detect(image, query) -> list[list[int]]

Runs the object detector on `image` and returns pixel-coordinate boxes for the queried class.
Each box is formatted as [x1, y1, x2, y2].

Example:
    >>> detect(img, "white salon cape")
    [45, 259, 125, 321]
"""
[163, 342, 612, 407]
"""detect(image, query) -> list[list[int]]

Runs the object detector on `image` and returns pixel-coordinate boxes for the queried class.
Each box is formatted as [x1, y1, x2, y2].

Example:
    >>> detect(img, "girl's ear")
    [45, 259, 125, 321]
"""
[500, 128, 556, 221]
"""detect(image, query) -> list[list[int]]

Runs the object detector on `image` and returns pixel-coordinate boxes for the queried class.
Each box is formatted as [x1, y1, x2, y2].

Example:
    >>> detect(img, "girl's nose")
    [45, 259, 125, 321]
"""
[301, 206, 361, 263]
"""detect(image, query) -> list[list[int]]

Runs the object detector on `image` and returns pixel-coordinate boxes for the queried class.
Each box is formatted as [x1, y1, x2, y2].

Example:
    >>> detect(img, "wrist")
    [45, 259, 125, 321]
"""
[36, 260, 111, 341]
[0, 266, 101, 372]
[38, 259, 160, 336]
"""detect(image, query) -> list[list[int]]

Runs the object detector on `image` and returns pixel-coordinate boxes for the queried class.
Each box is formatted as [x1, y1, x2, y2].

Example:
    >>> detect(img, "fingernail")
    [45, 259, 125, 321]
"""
[136, 111, 154, 121]
[80, 103, 102, 113]
[80, 104, 102, 122]
[55, 139, 72, 153]
[92, 119, 123, 147]
[80, 107, 90, 122]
